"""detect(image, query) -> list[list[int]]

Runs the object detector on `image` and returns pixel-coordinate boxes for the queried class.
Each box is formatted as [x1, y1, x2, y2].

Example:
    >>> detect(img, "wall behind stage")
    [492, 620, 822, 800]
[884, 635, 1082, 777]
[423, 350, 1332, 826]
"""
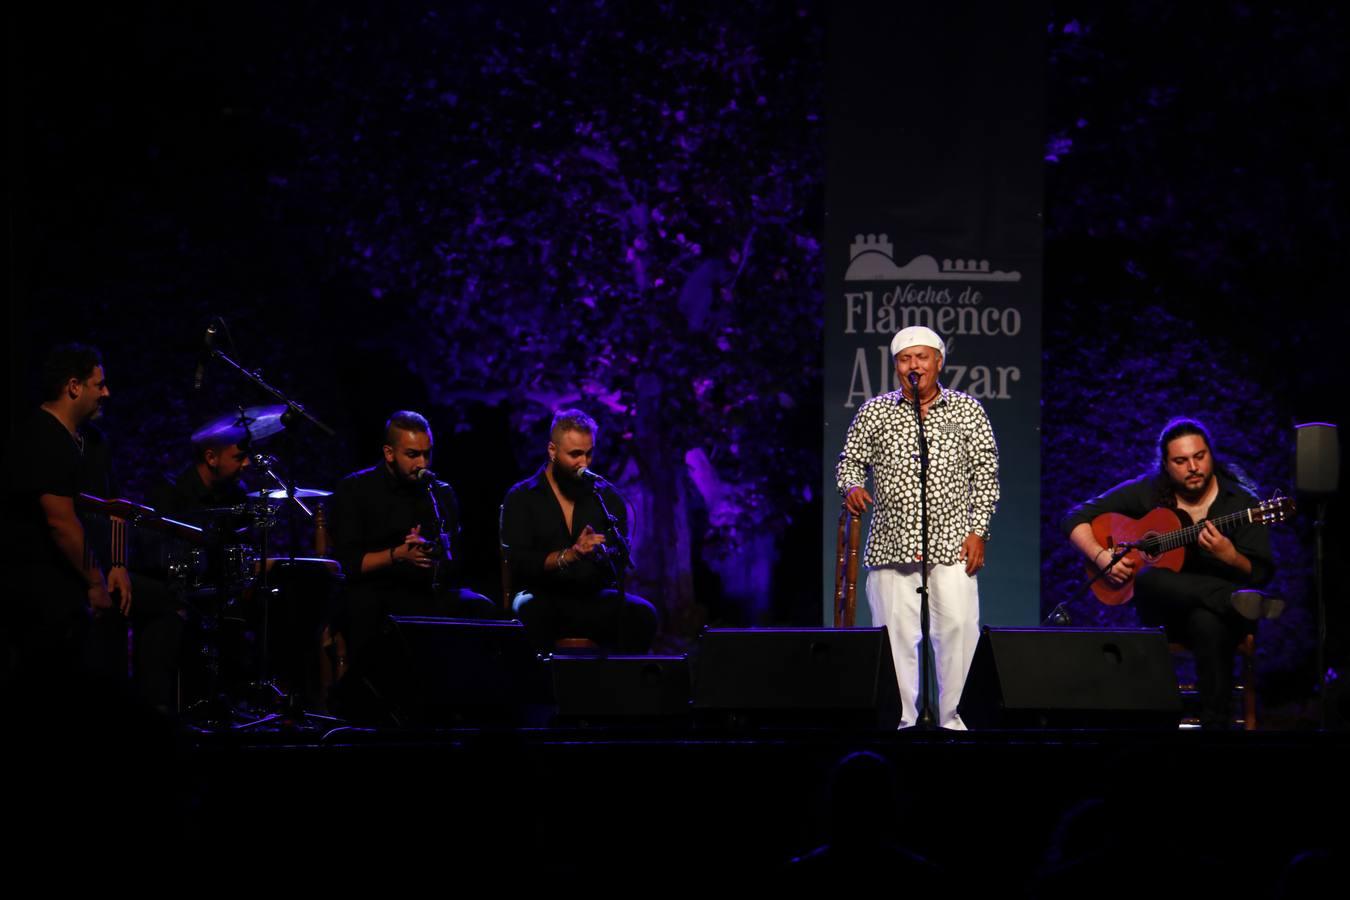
[822, 2, 1048, 627]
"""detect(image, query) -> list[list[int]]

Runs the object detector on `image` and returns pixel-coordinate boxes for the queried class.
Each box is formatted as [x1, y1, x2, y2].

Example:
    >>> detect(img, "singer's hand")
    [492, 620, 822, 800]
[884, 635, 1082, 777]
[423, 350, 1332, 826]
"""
[573, 525, 607, 557]
[398, 525, 436, 569]
[843, 486, 873, 515]
[959, 532, 985, 576]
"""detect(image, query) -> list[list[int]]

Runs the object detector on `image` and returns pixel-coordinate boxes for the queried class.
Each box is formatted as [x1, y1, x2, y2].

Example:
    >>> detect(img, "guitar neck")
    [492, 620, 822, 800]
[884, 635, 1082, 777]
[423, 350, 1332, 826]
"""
[1149, 507, 1252, 553]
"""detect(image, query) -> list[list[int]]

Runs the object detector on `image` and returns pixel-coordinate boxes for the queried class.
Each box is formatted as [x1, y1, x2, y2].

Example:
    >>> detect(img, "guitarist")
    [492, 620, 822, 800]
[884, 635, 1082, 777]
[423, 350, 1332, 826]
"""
[1063, 417, 1277, 729]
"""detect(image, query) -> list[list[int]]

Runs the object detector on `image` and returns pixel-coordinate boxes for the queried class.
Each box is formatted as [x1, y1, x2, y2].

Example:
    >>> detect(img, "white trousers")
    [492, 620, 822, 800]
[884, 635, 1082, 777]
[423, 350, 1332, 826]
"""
[866, 563, 980, 729]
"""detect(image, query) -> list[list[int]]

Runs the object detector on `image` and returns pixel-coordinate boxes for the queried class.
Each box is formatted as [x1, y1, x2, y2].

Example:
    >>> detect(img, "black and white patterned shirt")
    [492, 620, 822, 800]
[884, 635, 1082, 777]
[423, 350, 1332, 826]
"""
[836, 386, 1000, 568]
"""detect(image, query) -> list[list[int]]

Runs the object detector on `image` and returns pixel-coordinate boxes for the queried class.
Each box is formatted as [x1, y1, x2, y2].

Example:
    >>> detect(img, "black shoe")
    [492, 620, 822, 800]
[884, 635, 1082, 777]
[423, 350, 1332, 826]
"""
[1230, 590, 1285, 621]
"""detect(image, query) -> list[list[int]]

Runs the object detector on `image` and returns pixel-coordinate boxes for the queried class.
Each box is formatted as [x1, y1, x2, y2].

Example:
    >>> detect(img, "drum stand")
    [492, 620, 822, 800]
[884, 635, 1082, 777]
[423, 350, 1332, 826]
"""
[197, 327, 343, 733]
[235, 446, 342, 732]
[179, 535, 252, 731]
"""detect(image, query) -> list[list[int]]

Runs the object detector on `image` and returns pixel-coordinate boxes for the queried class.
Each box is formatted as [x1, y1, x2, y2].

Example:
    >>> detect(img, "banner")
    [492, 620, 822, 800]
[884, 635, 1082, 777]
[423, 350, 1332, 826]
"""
[822, 1, 1047, 627]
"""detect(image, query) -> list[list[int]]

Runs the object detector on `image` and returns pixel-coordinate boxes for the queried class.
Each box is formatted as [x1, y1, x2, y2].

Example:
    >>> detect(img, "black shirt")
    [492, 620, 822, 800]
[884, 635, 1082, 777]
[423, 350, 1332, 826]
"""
[329, 464, 464, 595]
[1061, 471, 1275, 588]
[7, 408, 114, 581]
[131, 464, 252, 576]
[147, 464, 250, 526]
[500, 464, 628, 599]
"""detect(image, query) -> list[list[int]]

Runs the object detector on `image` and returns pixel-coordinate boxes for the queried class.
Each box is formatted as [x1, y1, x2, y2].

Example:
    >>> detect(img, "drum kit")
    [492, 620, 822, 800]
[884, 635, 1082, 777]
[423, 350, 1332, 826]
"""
[82, 403, 346, 729]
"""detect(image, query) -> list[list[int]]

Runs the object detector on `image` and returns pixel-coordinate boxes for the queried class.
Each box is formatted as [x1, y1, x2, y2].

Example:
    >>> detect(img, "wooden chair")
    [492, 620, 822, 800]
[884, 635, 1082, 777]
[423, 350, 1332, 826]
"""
[1169, 632, 1258, 730]
[833, 506, 862, 627]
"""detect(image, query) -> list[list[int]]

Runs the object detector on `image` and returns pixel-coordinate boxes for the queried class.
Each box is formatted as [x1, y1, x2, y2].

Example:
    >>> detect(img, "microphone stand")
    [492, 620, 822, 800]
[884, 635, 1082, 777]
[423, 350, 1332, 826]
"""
[203, 345, 336, 438]
[253, 457, 309, 689]
[1043, 541, 1141, 627]
[590, 478, 633, 652]
[199, 327, 335, 729]
[908, 373, 937, 730]
[422, 473, 454, 595]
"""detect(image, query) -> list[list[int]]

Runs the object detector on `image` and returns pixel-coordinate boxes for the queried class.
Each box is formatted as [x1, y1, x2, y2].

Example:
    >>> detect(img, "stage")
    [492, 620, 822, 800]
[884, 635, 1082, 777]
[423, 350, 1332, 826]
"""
[18, 699, 1346, 888]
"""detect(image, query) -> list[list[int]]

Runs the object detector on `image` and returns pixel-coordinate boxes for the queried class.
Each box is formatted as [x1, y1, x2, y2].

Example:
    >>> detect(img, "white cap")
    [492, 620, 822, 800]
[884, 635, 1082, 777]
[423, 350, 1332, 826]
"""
[889, 325, 946, 360]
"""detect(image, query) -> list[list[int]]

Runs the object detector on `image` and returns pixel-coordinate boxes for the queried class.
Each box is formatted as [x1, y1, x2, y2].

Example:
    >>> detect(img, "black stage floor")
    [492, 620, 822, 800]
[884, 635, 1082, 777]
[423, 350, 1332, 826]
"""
[21, 715, 1343, 889]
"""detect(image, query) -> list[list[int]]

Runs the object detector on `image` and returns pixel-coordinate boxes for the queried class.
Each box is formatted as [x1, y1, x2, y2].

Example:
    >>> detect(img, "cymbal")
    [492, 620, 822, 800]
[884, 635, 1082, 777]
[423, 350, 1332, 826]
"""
[191, 405, 289, 447]
[202, 488, 331, 512]
[262, 487, 332, 500]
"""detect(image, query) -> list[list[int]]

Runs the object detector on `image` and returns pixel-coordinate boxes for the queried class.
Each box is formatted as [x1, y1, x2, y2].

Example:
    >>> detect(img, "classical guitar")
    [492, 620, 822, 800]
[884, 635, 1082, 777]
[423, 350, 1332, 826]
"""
[1087, 494, 1294, 605]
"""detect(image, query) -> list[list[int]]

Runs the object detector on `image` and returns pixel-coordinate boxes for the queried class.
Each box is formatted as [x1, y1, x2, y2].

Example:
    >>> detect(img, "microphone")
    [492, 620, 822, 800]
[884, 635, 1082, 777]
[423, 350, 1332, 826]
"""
[193, 321, 218, 391]
[577, 467, 606, 485]
[907, 370, 922, 406]
[251, 453, 279, 469]
[415, 467, 439, 486]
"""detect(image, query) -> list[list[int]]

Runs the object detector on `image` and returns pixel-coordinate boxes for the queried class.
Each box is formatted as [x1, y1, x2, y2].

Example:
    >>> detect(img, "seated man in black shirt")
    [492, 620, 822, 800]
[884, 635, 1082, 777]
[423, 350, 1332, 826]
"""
[1062, 417, 1277, 729]
[329, 411, 495, 664]
[501, 409, 658, 652]
[5, 344, 131, 692]
[128, 423, 256, 710]
[148, 425, 253, 524]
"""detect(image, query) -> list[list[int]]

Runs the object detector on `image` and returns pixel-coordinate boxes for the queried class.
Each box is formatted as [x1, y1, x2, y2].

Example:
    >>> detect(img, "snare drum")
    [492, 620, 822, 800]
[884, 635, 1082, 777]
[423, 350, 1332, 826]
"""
[166, 545, 209, 587]
[166, 543, 260, 591]
[221, 544, 261, 589]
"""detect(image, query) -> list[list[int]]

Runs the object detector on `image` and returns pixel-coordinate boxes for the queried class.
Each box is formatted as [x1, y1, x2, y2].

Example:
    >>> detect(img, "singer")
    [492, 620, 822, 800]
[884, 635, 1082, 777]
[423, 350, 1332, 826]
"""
[1062, 417, 1278, 729]
[500, 409, 658, 652]
[836, 325, 1000, 729]
[328, 410, 495, 669]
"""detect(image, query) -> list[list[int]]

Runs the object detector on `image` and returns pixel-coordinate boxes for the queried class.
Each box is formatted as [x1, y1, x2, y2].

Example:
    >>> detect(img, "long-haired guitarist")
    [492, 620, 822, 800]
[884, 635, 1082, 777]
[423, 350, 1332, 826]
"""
[1062, 417, 1277, 730]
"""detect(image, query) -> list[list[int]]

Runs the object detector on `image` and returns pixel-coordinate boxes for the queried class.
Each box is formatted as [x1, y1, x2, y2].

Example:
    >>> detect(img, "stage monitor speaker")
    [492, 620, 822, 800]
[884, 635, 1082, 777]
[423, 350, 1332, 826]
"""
[958, 627, 1181, 730]
[1295, 423, 1339, 495]
[691, 627, 900, 729]
[346, 616, 548, 726]
[547, 655, 690, 724]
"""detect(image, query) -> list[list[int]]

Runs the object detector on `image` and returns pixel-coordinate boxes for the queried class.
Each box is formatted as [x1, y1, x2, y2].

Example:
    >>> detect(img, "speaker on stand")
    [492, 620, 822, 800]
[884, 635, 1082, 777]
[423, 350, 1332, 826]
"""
[1295, 422, 1339, 729]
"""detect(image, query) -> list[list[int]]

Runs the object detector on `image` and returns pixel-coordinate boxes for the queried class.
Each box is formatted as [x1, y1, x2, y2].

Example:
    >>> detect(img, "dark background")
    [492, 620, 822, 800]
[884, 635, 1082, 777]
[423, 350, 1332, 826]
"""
[7, 1, 1347, 716]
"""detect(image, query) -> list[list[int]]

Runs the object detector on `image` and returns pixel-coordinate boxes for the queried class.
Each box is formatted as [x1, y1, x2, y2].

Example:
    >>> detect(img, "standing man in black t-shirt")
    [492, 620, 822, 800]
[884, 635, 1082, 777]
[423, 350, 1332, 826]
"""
[500, 409, 658, 652]
[329, 410, 495, 665]
[5, 344, 132, 689]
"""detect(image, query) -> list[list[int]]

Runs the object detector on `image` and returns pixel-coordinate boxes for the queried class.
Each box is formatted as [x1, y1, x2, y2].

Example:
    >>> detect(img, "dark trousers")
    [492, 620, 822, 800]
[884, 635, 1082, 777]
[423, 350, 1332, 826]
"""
[124, 574, 186, 713]
[1133, 569, 1251, 728]
[8, 567, 93, 698]
[10, 571, 186, 714]
[513, 588, 658, 653]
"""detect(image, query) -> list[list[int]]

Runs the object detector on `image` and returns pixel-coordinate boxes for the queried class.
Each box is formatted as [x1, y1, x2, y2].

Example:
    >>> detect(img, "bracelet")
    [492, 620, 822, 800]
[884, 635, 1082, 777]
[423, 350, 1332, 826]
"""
[1095, 548, 1110, 567]
[557, 547, 571, 570]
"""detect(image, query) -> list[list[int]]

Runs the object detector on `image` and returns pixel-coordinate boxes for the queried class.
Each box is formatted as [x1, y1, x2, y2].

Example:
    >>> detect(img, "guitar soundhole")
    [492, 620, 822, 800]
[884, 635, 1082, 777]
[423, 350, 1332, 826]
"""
[1138, 530, 1162, 562]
